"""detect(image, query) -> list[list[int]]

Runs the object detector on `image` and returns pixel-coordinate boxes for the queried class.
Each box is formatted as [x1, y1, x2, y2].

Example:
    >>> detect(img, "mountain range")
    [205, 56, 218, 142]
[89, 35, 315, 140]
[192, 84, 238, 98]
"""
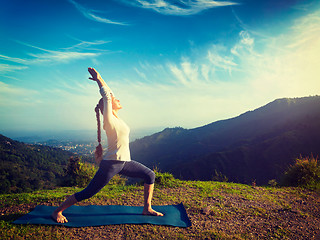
[130, 96, 320, 184]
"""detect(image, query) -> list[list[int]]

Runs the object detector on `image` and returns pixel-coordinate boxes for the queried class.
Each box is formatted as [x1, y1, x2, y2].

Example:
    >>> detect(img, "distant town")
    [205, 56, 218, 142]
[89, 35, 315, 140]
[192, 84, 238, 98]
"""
[37, 139, 106, 156]
[4, 127, 163, 157]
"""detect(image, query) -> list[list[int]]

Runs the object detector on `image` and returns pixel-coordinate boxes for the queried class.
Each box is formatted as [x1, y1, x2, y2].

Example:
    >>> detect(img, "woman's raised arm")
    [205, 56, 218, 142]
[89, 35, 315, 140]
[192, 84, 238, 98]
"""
[88, 67, 115, 127]
[88, 67, 113, 92]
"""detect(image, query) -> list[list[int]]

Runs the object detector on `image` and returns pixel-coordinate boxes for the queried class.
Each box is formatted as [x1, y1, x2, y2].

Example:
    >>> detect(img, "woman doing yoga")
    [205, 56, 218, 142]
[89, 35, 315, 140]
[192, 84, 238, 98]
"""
[52, 67, 163, 223]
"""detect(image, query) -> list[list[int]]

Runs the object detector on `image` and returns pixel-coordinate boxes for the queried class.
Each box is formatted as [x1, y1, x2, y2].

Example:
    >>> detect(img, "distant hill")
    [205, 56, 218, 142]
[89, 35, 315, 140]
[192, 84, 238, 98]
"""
[130, 96, 320, 184]
[0, 134, 74, 194]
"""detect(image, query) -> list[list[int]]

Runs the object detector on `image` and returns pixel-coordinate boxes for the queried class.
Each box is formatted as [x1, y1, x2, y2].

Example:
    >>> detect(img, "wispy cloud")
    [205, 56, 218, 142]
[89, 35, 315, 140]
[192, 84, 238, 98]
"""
[134, 67, 147, 80]
[123, 0, 239, 16]
[0, 50, 98, 71]
[0, 54, 27, 64]
[27, 51, 99, 63]
[22, 41, 100, 63]
[167, 44, 238, 88]
[0, 40, 109, 70]
[169, 63, 188, 85]
[62, 39, 111, 51]
[0, 64, 28, 73]
[0, 54, 28, 74]
[231, 30, 255, 56]
[286, 11, 320, 49]
[68, 0, 128, 25]
[181, 60, 199, 83]
[168, 59, 201, 86]
[207, 46, 237, 74]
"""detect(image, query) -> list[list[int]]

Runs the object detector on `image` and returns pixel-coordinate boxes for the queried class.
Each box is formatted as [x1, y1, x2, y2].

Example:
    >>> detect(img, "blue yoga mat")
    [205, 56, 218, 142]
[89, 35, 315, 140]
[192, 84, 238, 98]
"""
[13, 203, 191, 228]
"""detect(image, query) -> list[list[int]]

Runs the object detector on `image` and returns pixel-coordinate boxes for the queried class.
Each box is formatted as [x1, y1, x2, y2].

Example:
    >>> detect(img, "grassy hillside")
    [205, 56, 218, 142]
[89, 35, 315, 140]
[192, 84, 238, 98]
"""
[1, 178, 319, 239]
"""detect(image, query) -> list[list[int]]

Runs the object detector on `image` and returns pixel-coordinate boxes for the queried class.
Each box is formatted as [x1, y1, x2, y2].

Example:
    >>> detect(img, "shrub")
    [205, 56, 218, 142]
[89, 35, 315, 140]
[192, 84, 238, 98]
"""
[282, 155, 320, 191]
[62, 156, 128, 188]
[109, 174, 127, 186]
[268, 179, 278, 187]
[63, 156, 97, 187]
[212, 170, 228, 182]
[154, 168, 180, 188]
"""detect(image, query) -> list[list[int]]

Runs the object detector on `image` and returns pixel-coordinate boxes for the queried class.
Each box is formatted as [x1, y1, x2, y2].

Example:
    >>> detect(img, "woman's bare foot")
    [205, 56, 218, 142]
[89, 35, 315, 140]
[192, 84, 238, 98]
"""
[51, 210, 68, 223]
[142, 208, 164, 216]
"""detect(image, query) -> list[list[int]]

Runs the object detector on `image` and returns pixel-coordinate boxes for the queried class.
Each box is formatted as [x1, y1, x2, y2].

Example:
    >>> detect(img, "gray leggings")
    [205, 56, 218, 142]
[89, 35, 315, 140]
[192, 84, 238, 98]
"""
[74, 160, 155, 202]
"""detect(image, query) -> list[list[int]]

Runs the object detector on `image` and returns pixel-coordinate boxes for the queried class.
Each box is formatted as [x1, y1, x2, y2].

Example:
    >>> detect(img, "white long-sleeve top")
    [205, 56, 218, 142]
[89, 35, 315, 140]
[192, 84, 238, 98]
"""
[100, 86, 131, 161]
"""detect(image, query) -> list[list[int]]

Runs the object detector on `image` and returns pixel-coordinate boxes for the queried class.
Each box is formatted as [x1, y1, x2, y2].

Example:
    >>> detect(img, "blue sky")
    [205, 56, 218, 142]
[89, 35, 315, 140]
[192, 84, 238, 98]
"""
[1, 0, 320, 135]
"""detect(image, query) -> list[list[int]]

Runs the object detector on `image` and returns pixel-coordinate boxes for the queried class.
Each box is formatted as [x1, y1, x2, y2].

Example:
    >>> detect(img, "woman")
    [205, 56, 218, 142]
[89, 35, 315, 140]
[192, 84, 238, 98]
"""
[52, 67, 163, 223]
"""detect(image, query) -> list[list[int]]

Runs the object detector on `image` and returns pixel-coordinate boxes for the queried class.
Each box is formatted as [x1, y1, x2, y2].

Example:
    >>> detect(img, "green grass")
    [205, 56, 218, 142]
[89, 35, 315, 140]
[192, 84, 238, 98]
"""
[1, 174, 319, 240]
